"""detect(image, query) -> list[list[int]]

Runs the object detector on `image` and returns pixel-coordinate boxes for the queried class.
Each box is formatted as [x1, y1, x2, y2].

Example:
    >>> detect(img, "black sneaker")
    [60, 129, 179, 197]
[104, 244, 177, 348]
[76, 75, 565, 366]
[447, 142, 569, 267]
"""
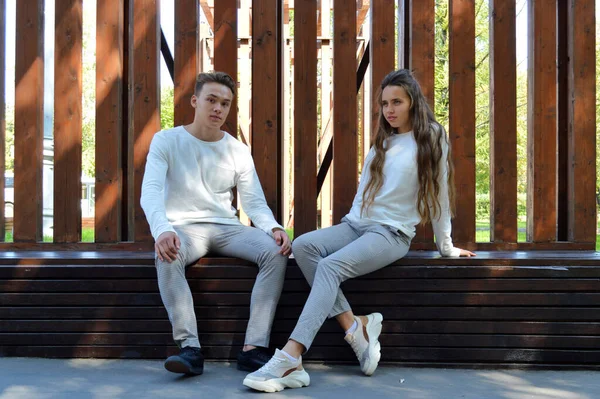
[164, 346, 204, 375]
[237, 347, 272, 371]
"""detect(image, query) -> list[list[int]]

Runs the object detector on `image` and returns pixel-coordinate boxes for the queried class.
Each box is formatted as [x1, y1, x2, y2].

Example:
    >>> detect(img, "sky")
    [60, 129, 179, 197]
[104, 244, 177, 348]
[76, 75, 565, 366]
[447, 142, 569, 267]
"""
[1, 0, 593, 108]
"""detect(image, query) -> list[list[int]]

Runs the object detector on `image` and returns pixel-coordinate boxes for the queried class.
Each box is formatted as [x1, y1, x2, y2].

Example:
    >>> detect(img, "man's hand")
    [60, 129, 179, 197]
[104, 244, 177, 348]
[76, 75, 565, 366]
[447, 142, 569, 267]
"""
[155, 231, 181, 262]
[272, 228, 291, 256]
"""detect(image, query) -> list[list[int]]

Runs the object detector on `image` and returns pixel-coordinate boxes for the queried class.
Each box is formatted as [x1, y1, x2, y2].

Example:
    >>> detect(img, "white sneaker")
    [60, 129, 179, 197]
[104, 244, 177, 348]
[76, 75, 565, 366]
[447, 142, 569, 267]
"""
[242, 349, 310, 393]
[344, 313, 383, 376]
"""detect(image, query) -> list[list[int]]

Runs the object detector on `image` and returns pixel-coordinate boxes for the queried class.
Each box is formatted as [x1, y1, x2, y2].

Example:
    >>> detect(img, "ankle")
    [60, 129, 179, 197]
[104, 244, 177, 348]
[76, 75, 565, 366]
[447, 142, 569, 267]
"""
[282, 340, 304, 359]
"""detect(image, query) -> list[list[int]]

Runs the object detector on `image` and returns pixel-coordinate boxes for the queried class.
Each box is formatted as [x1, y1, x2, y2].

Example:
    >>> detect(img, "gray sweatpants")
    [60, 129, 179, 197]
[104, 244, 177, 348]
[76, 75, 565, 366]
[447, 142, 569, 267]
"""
[289, 217, 411, 350]
[155, 223, 288, 349]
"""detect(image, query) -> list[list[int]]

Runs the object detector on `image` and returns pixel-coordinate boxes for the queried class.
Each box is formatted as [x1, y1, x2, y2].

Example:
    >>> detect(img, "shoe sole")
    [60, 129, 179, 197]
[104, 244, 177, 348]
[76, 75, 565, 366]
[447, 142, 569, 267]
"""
[243, 370, 310, 393]
[164, 358, 204, 375]
[362, 312, 383, 376]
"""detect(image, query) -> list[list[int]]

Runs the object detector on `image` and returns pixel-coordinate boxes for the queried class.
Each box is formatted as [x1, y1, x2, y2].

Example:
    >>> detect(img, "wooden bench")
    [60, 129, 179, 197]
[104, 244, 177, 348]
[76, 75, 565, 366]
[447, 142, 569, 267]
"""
[0, 250, 599, 368]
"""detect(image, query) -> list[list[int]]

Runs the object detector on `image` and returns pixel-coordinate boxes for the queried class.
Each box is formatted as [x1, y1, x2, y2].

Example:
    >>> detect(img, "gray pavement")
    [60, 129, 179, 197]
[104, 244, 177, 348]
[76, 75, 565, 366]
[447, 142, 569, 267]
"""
[0, 358, 598, 399]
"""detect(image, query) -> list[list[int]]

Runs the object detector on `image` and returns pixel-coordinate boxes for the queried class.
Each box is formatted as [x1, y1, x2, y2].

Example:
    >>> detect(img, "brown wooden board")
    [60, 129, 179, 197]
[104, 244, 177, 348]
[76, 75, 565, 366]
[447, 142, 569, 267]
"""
[332, 0, 357, 223]
[252, 0, 280, 221]
[1, 250, 600, 366]
[14, 0, 44, 242]
[0, 0, 5, 241]
[369, 0, 395, 133]
[95, 0, 124, 242]
[293, 0, 318, 236]
[174, 0, 198, 127]
[556, 0, 569, 241]
[214, 0, 238, 136]
[2, 305, 600, 322]
[4, 277, 600, 293]
[567, 0, 597, 244]
[527, 0, 557, 242]
[489, 0, 517, 243]
[448, 0, 476, 245]
[132, 0, 160, 242]
[410, 0, 436, 244]
[122, 0, 134, 242]
[54, 0, 83, 243]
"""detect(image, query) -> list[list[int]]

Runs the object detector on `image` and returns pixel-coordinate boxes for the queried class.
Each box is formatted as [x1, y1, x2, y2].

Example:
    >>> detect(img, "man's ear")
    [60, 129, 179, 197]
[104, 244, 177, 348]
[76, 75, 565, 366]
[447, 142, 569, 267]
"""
[190, 94, 198, 108]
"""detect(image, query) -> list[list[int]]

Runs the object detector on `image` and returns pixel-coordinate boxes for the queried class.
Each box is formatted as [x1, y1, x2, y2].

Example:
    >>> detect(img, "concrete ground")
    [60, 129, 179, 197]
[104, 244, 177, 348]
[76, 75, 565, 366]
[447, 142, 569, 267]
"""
[0, 358, 598, 399]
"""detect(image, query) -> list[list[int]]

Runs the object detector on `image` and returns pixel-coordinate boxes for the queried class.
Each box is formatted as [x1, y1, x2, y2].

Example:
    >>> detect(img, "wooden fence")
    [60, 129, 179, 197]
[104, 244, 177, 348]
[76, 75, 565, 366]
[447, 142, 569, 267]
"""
[0, 0, 596, 251]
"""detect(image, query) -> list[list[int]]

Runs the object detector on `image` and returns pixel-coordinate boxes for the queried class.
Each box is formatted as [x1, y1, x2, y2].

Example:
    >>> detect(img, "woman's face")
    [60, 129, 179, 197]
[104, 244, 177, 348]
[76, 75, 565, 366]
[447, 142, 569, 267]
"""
[381, 85, 412, 133]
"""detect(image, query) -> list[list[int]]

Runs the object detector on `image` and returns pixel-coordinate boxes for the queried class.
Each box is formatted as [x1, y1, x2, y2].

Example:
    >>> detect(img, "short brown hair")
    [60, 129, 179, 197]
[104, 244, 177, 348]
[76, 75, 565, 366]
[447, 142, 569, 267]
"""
[194, 71, 236, 96]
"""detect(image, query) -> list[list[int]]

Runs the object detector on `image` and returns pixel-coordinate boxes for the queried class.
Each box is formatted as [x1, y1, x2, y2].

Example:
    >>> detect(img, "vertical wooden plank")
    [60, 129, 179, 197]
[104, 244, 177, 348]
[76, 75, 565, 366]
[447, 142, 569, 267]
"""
[54, 0, 83, 243]
[0, 0, 5, 240]
[252, 0, 280, 219]
[332, 0, 357, 224]
[96, 0, 124, 242]
[568, 0, 596, 245]
[214, 0, 237, 136]
[174, 0, 198, 126]
[449, 0, 476, 245]
[556, 0, 568, 241]
[293, 0, 317, 236]
[123, 0, 134, 241]
[14, 0, 44, 242]
[410, 0, 435, 245]
[132, 0, 160, 242]
[489, 0, 517, 243]
[369, 0, 395, 133]
[527, 0, 556, 242]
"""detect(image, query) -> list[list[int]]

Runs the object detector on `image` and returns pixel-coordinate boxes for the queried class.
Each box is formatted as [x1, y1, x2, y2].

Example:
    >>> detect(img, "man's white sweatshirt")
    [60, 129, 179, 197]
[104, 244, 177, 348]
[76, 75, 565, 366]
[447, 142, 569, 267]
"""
[141, 126, 283, 240]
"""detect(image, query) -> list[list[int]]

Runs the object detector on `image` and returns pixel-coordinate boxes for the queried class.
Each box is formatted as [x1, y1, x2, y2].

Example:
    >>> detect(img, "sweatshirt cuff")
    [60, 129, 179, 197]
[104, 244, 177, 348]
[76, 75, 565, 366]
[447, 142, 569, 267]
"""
[153, 225, 177, 241]
[443, 247, 462, 257]
[264, 223, 285, 237]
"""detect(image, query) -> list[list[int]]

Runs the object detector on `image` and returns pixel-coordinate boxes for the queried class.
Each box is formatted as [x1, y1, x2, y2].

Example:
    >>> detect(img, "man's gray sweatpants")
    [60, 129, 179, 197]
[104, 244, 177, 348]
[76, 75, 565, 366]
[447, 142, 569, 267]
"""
[155, 223, 288, 349]
[289, 217, 411, 350]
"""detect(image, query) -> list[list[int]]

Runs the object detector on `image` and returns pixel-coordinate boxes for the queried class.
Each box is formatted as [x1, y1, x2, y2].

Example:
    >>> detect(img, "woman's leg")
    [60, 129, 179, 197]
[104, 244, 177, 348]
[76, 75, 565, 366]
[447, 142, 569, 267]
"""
[288, 224, 410, 354]
[291, 223, 359, 326]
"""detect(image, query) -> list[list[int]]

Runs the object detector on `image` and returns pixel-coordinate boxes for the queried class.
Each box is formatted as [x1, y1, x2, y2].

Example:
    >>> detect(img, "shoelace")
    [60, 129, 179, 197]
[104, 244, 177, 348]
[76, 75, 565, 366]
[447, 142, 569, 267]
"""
[259, 355, 285, 374]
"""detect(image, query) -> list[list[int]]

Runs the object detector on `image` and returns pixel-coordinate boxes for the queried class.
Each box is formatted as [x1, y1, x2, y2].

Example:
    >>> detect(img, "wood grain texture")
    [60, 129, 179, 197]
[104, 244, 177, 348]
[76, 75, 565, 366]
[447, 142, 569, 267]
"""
[14, 0, 44, 242]
[95, 0, 124, 242]
[54, 0, 83, 243]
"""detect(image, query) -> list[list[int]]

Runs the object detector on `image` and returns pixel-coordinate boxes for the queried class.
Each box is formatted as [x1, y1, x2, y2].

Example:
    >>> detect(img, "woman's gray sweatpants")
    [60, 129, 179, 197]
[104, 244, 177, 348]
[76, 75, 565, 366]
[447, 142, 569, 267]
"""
[155, 223, 288, 349]
[289, 217, 411, 350]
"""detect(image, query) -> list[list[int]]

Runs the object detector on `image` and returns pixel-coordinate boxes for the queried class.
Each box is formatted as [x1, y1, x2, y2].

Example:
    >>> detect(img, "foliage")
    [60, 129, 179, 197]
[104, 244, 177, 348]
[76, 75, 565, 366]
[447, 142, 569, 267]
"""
[161, 86, 175, 130]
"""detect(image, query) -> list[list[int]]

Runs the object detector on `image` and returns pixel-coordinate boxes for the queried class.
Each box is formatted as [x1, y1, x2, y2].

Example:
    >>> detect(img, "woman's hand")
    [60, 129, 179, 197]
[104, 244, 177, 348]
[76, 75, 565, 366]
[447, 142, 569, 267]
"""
[457, 248, 476, 257]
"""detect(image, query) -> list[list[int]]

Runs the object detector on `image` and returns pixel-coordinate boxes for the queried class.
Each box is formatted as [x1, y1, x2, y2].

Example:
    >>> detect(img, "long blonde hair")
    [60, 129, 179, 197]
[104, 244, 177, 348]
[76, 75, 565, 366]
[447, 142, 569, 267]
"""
[361, 69, 455, 224]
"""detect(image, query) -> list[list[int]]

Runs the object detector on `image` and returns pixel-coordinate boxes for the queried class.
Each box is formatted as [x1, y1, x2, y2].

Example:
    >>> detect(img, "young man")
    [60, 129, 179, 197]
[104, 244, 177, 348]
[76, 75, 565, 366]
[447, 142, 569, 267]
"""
[141, 71, 291, 376]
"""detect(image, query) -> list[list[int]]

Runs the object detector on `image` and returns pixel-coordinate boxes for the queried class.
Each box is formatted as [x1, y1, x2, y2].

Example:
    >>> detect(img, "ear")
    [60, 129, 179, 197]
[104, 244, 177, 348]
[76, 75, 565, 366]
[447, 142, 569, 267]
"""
[190, 95, 198, 108]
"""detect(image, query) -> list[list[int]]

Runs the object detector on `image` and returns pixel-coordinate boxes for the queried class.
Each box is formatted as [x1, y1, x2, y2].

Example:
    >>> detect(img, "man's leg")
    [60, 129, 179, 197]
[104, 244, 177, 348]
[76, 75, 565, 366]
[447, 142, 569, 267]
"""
[211, 225, 287, 348]
[155, 224, 209, 349]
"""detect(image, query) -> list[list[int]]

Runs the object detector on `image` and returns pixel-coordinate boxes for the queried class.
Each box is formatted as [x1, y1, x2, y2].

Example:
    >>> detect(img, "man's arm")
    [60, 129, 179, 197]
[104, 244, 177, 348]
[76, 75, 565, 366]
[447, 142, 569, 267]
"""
[140, 134, 176, 241]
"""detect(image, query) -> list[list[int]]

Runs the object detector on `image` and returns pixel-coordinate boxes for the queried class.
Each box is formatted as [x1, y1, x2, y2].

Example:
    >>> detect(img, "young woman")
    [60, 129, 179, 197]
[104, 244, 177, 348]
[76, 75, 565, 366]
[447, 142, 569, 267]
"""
[243, 69, 476, 393]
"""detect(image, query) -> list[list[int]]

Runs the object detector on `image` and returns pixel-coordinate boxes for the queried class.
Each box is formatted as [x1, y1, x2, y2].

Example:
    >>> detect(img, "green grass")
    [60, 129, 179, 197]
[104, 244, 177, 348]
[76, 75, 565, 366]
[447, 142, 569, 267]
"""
[5, 225, 600, 251]
[4, 228, 95, 243]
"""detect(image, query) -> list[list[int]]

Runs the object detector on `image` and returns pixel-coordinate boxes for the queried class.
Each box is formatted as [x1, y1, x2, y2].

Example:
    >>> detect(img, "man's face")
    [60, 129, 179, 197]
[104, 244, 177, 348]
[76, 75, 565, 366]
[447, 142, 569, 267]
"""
[191, 82, 233, 128]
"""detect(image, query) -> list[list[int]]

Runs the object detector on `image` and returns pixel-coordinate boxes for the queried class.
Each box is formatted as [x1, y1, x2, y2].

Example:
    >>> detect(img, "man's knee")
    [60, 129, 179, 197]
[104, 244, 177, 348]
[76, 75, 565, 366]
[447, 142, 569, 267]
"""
[155, 254, 187, 278]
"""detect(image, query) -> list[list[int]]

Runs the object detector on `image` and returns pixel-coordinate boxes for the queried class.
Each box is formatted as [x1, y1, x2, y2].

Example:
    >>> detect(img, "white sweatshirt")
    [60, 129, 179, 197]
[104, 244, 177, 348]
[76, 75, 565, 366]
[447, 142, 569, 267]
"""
[140, 126, 283, 240]
[345, 130, 461, 257]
